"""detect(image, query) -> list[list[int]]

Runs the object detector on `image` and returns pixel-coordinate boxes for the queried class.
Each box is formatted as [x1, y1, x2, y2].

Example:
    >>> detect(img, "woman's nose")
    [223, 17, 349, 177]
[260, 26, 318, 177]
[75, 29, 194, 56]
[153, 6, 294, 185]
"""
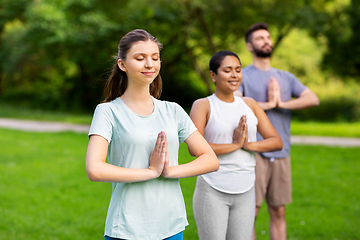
[145, 58, 153, 68]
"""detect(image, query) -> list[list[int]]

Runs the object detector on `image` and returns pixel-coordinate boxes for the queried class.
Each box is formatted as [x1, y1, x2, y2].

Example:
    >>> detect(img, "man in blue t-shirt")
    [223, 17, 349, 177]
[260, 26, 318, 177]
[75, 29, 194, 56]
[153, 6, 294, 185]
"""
[236, 23, 319, 240]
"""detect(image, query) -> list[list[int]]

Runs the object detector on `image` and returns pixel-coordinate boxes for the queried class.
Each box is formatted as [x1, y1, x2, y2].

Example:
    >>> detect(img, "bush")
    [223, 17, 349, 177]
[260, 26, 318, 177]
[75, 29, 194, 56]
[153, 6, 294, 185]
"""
[292, 96, 360, 122]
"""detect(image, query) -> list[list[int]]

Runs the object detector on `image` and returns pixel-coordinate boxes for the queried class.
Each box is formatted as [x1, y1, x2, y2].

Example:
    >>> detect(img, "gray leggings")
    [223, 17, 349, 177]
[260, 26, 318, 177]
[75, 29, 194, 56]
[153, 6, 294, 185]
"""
[193, 176, 255, 240]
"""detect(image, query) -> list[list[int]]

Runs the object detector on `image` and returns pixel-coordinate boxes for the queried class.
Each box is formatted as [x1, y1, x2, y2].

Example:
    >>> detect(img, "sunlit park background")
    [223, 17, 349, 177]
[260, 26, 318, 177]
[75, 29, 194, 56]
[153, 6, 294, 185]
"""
[1, 0, 360, 239]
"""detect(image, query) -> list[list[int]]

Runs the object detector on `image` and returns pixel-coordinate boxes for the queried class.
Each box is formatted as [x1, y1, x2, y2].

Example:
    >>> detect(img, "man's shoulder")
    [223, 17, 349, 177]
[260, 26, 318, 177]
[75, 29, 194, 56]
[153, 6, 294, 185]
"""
[242, 65, 254, 73]
[270, 67, 297, 79]
[241, 65, 256, 81]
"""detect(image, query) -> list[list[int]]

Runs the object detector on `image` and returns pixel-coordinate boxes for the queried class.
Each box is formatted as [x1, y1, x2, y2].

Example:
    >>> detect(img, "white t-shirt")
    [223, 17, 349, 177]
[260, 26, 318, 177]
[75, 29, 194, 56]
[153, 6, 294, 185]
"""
[89, 97, 197, 239]
[201, 94, 258, 194]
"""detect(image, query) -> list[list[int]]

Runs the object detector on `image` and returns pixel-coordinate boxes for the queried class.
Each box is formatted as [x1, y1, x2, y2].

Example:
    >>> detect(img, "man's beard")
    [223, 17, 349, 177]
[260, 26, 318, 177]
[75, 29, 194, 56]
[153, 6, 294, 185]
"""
[252, 43, 273, 58]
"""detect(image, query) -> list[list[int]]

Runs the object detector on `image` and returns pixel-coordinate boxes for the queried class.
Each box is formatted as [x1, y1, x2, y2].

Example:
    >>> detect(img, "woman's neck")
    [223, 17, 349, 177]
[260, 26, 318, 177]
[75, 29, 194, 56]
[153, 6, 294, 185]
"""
[120, 84, 154, 116]
[214, 91, 235, 103]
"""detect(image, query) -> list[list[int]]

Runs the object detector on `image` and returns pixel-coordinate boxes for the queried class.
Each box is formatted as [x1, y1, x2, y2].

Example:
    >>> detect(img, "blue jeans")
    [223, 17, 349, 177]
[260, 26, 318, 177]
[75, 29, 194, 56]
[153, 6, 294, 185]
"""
[105, 231, 183, 240]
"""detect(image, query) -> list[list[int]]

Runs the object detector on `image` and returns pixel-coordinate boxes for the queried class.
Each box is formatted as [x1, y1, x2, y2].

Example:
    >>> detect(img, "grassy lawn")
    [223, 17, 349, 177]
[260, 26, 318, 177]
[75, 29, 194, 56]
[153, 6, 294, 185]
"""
[1, 102, 360, 138]
[291, 121, 360, 138]
[0, 128, 359, 239]
[0, 102, 93, 124]
[254, 145, 360, 240]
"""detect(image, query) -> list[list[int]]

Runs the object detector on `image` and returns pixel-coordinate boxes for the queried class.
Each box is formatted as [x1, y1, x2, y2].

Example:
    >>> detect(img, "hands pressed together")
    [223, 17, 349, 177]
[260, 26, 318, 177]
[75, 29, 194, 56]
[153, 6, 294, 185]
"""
[233, 115, 249, 150]
[149, 131, 170, 178]
[267, 77, 283, 109]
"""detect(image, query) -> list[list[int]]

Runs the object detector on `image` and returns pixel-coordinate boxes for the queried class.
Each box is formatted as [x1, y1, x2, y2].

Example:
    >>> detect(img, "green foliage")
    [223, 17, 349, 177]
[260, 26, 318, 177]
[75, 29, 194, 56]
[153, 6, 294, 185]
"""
[320, 0, 360, 80]
[240, 27, 360, 123]
[1, 129, 359, 239]
[0, 0, 342, 112]
[292, 96, 360, 122]
[1, 0, 126, 110]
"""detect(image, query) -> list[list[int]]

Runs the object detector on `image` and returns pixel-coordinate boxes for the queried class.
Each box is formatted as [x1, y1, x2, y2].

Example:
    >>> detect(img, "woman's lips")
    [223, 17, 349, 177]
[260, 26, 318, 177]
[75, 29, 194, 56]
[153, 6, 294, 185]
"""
[229, 80, 239, 86]
[142, 72, 155, 76]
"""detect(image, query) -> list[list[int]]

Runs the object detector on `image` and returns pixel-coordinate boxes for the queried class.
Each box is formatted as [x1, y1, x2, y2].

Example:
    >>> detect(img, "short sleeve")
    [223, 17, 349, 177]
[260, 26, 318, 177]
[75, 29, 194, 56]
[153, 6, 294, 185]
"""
[175, 103, 197, 143]
[287, 72, 307, 98]
[88, 103, 114, 143]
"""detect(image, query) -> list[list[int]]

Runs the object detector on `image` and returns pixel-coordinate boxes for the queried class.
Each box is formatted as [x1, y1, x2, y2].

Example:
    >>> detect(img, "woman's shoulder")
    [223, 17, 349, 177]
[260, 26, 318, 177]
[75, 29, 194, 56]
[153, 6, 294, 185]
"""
[93, 98, 123, 116]
[189, 97, 211, 118]
[154, 99, 187, 116]
[240, 96, 256, 104]
[154, 98, 179, 108]
[239, 96, 257, 112]
[192, 97, 210, 109]
[193, 97, 210, 104]
[94, 101, 113, 112]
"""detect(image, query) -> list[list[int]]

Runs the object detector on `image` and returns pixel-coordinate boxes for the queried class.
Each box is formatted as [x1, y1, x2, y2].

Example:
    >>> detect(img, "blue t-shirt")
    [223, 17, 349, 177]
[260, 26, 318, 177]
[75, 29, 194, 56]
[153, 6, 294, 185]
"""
[238, 65, 307, 158]
[88, 97, 197, 239]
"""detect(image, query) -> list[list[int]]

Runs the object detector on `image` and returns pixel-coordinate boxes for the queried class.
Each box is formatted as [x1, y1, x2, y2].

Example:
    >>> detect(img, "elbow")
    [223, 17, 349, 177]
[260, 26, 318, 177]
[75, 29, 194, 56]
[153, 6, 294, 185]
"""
[211, 155, 220, 172]
[203, 152, 220, 173]
[214, 160, 220, 171]
[86, 167, 102, 182]
[276, 138, 283, 151]
[311, 95, 320, 107]
[87, 171, 99, 182]
[313, 96, 320, 107]
[267, 136, 283, 152]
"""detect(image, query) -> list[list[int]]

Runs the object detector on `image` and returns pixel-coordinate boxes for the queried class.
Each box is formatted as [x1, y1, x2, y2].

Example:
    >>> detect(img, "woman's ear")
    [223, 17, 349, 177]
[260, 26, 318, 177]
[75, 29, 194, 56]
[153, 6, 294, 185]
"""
[209, 71, 216, 83]
[118, 59, 126, 72]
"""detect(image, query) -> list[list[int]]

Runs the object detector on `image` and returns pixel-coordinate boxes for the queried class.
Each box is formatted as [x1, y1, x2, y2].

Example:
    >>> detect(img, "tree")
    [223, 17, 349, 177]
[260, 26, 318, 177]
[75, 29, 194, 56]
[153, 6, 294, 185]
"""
[0, 0, 336, 111]
[1, 0, 128, 109]
[321, 0, 360, 80]
[0, 0, 29, 93]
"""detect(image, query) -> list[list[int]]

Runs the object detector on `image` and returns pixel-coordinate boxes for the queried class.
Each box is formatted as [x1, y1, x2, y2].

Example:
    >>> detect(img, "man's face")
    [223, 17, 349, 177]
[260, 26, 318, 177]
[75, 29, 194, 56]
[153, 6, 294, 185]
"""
[249, 29, 273, 58]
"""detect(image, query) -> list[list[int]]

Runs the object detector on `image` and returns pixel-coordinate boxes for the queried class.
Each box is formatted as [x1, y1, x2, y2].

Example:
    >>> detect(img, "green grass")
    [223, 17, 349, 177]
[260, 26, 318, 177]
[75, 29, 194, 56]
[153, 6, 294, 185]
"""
[291, 121, 360, 138]
[1, 128, 359, 239]
[254, 145, 360, 240]
[0, 129, 110, 239]
[1, 103, 360, 138]
[0, 102, 93, 124]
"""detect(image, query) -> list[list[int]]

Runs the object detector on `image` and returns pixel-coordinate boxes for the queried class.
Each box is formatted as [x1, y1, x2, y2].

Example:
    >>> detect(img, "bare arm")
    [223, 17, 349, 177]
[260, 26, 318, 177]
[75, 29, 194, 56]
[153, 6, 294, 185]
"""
[189, 98, 241, 155]
[162, 130, 219, 178]
[86, 133, 166, 183]
[278, 88, 320, 110]
[242, 97, 283, 152]
[256, 78, 320, 111]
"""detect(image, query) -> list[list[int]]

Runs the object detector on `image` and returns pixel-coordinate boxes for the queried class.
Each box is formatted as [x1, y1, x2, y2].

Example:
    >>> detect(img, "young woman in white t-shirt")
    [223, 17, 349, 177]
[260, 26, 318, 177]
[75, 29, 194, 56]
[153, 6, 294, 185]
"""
[190, 50, 282, 240]
[85, 29, 219, 240]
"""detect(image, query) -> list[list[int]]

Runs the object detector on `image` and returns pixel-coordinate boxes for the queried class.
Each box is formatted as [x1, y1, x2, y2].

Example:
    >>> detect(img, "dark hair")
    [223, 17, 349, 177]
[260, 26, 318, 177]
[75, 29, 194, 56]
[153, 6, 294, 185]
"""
[209, 50, 241, 74]
[104, 29, 163, 102]
[245, 22, 269, 43]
